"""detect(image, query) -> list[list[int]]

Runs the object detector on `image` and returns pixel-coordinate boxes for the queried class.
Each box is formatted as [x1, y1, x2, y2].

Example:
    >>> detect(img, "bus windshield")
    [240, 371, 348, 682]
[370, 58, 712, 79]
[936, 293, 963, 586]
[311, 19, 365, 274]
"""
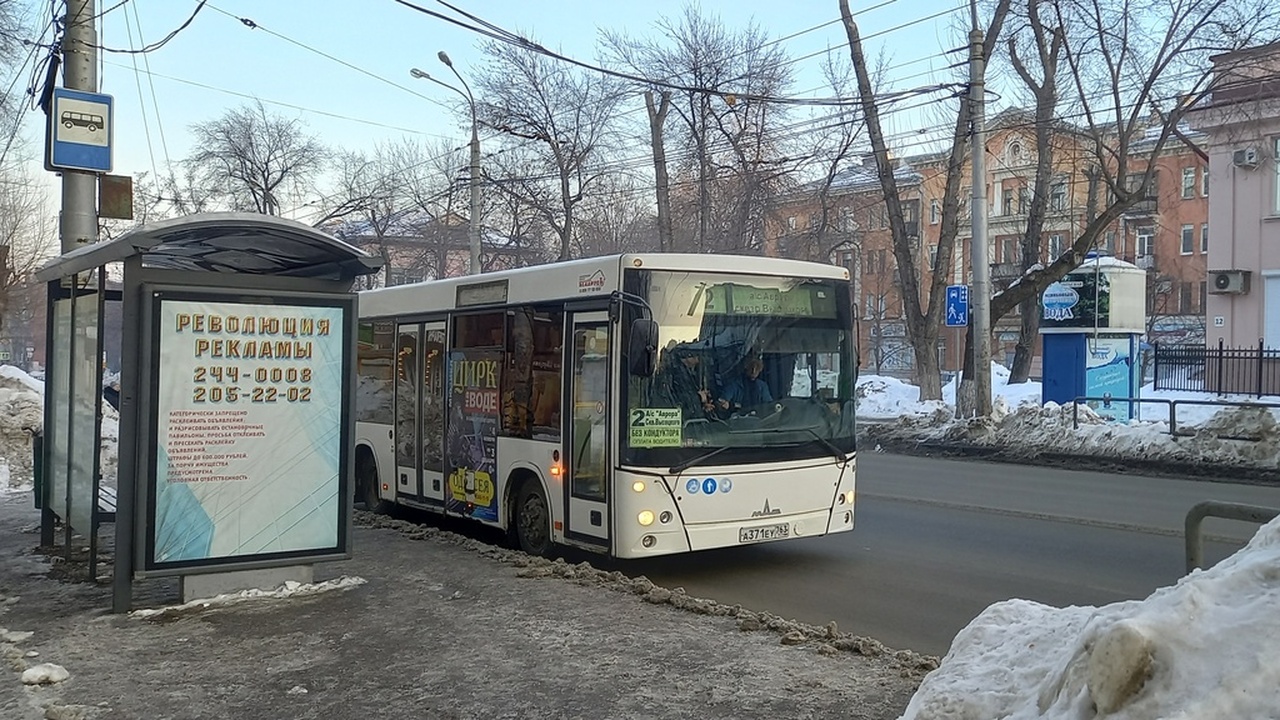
[622, 268, 856, 469]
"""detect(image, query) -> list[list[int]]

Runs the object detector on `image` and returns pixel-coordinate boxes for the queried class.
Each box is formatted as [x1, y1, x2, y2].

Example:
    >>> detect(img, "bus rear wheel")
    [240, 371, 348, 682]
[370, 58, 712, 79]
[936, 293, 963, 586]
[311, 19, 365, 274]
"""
[515, 480, 551, 556]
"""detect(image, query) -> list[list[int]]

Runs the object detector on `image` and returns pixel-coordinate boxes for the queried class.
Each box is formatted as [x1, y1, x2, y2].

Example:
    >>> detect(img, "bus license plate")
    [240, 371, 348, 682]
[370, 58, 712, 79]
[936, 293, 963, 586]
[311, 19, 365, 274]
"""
[739, 523, 790, 543]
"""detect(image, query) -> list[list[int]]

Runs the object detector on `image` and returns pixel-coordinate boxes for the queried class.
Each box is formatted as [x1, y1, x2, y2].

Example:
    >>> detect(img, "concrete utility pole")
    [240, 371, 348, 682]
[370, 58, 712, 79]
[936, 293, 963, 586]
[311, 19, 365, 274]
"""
[437, 51, 481, 276]
[968, 0, 993, 416]
[60, 0, 99, 253]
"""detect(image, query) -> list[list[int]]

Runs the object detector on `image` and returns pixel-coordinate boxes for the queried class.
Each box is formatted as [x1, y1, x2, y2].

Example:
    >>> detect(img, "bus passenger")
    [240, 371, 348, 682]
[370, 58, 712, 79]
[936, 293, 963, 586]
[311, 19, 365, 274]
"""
[655, 348, 714, 419]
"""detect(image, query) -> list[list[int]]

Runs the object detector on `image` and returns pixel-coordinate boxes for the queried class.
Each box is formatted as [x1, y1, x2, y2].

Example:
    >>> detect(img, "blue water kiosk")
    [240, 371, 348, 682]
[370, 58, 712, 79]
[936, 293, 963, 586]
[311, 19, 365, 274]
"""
[1040, 255, 1147, 421]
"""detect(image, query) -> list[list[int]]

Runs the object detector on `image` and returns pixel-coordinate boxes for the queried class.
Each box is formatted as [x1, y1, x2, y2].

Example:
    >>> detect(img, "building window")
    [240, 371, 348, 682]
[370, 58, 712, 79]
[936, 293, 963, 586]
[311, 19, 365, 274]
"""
[928, 244, 939, 269]
[1049, 181, 1066, 211]
[1103, 230, 1116, 255]
[1002, 190, 1014, 216]
[1201, 166, 1209, 197]
[1201, 223, 1209, 253]
[1002, 237, 1017, 264]
[1199, 281, 1207, 312]
[1181, 167, 1196, 199]
[1180, 224, 1194, 255]
[1019, 188, 1029, 214]
[929, 199, 939, 224]
[1179, 282, 1193, 313]
[1048, 234, 1064, 259]
[1136, 226, 1154, 256]
[787, 216, 797, 230]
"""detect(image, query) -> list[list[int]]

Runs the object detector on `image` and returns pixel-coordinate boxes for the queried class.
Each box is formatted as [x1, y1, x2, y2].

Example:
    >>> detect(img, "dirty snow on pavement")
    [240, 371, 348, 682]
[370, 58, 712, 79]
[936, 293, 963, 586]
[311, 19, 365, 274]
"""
[903, 513, 1280, 719]
[856, 365, 1280, 471]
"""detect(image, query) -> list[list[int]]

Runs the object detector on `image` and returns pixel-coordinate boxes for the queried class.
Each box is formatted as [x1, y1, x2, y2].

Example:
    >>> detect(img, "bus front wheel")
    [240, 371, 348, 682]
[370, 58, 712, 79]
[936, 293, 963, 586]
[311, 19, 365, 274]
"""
[515, 480, 551, 556]
[358, 450, 390, 514]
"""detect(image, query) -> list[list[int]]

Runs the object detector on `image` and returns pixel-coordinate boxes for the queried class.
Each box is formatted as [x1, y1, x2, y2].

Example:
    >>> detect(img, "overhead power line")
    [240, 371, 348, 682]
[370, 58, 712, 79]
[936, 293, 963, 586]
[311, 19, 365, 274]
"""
[392, 0, 959, 108]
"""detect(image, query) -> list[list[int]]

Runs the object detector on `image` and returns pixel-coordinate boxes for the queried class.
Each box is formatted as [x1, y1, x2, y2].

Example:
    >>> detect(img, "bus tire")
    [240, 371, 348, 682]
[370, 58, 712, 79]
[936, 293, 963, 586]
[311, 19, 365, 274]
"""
[514, 478, 552, 556]
[357, 448, 390, 514]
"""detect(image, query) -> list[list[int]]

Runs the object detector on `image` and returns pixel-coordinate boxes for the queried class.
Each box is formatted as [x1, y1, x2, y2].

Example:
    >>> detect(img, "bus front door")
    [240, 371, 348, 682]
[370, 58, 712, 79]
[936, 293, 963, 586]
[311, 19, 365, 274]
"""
[394, 321, 447, 508]
[564, 312, 610, 547]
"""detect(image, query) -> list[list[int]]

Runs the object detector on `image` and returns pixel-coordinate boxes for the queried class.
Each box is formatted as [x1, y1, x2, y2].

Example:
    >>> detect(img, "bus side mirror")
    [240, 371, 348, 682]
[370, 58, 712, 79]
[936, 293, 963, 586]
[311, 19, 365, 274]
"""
[628, 318, 659, 377]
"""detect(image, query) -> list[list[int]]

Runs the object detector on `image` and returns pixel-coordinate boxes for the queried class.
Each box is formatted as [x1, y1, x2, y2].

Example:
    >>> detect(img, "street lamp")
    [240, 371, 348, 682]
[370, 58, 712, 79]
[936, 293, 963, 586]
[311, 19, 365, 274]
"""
[410, 52, 481, 276]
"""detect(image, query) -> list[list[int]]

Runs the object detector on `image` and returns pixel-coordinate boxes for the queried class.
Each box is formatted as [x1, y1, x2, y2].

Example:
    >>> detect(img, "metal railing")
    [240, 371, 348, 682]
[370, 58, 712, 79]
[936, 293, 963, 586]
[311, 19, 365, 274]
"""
[1071, 396, 1280, 438]
[1153, 339, 1280, 397]
[1185, 500, 1279, 573]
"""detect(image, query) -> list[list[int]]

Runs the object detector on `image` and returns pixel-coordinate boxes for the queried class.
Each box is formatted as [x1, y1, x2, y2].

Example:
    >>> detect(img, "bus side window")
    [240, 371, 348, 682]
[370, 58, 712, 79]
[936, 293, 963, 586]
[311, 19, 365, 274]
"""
[355, 321, 395, 424]
[530, 310, 562, 440]
[501, 307, 563, 441]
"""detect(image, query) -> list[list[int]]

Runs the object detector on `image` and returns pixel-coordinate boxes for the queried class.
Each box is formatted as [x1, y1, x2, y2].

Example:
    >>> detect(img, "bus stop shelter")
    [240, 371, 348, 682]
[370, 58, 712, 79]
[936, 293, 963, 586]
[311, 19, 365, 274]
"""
[35, 213, 381, 612]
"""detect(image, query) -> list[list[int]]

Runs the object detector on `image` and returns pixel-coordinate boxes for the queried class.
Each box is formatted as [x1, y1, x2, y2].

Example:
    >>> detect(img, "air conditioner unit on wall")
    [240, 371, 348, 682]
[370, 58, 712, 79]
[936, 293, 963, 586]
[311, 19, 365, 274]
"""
[1208, 269, 1251, 294]
[1232, 147, 1259, 168]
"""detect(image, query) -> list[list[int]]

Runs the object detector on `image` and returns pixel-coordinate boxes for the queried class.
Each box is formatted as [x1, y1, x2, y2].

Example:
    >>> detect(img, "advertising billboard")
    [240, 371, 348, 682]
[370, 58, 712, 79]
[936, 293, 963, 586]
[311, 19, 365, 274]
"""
[144, 291, 352, 572]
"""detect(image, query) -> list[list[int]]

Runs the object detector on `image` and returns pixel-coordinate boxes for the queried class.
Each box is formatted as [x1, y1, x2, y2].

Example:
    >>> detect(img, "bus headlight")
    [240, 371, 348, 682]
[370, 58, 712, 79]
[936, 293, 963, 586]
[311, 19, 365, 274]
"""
[637, 510, 656, 527]
[632, 480, 646, 493]
[842, 491, 855, 505]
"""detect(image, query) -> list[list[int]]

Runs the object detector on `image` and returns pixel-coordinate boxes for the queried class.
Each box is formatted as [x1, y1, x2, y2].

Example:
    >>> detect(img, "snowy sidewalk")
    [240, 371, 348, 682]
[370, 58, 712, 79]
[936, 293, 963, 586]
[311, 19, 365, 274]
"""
[0, 495, 926, 720]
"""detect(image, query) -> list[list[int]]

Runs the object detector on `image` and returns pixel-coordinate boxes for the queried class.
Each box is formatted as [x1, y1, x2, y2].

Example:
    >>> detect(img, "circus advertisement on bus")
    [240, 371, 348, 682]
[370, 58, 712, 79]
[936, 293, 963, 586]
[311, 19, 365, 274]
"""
[445, 349, 501, 521]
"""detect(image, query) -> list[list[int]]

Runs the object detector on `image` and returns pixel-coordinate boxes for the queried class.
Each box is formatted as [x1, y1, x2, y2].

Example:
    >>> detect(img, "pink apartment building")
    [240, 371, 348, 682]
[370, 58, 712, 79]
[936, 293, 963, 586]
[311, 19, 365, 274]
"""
[1190, 43, 1280, 350]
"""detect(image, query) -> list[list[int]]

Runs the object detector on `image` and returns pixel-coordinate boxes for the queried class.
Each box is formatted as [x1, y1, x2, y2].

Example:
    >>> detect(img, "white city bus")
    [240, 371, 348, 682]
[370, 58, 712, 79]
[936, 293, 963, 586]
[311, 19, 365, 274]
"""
[354, 253, 857, 558]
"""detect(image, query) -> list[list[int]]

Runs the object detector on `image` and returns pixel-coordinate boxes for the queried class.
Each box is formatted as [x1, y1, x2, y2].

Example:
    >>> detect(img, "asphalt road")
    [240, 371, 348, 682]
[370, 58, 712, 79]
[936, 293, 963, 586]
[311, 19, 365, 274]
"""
[609, 453, 1280, 656]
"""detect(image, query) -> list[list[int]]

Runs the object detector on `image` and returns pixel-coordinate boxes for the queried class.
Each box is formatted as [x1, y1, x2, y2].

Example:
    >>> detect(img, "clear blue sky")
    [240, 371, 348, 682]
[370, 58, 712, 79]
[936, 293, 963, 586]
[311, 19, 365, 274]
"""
[20, 0, 970, 215]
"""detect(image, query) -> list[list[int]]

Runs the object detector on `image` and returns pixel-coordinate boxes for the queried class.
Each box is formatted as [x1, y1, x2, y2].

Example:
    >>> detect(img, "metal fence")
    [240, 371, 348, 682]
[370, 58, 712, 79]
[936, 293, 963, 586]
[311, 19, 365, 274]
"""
[1152, 339, 1280, 397]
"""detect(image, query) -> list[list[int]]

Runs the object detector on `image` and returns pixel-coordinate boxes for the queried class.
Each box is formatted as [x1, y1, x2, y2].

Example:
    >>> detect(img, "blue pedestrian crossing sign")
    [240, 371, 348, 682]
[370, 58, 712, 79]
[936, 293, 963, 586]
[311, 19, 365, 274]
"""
[945, 284, 969, 327]
[45, 88, 113, 173]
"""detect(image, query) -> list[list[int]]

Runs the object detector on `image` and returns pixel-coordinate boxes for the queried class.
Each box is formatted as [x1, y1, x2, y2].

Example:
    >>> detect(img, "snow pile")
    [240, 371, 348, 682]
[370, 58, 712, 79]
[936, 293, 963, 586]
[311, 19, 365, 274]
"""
[20, 662, 70, 685]
[130, 575, 367, 618]
[902, 514, 1280, 719]
[0, 367, 46, 490]
[858, 367, 1280, 470]
[0, 365, 122, 492]
[856, 375, 948, 421]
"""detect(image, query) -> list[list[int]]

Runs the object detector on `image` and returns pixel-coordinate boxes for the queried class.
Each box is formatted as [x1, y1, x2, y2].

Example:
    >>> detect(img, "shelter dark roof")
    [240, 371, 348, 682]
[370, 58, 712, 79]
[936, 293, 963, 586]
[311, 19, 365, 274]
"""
[37, 213, 382, 282]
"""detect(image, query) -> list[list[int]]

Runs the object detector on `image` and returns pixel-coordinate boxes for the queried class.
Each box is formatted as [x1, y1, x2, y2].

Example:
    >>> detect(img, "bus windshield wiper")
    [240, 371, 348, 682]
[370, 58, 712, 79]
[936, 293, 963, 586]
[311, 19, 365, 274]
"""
[727, 424, 847, 465]
[669, 445, 731, 475]
[803, 427, 848, 465]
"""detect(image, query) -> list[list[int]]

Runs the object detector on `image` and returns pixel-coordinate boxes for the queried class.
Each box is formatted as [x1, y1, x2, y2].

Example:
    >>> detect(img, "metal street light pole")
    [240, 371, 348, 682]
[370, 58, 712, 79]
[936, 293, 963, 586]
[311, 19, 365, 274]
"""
[412, 52, 481, 276]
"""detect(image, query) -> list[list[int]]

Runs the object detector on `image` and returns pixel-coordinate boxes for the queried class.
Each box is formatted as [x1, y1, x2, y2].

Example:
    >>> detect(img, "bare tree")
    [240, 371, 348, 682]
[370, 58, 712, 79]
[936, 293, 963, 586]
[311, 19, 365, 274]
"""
[999, 0, 1063, 384]
[959, 0, 1280, 403]
[604, 5, 798, 254]
[473, 39, 626, 261]
[840, 0, 1013, 401]
[644, 90, 674, 251]
[185, 100, 327, 215]
[0, 165, 56, 361]
[572, 176, 658, 258]
[789, 52, 869, 264]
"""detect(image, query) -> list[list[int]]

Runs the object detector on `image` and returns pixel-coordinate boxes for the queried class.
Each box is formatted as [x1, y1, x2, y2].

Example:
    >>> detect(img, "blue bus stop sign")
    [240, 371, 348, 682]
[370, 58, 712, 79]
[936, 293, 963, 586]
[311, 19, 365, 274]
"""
[46, 88, 113, 173]
[945, 285, 969, 327]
